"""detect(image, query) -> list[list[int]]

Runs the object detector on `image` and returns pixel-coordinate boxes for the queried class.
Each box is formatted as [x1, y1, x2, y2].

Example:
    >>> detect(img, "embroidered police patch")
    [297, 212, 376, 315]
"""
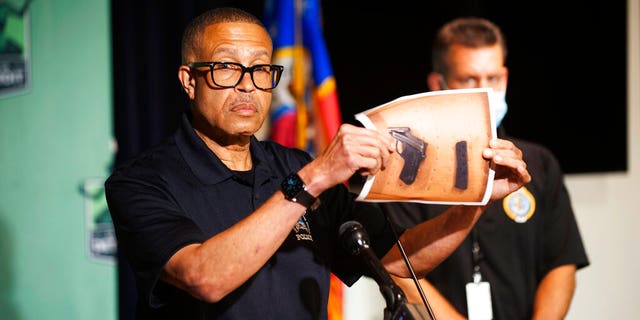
[502, 186, 536, 223]
[293, 213, 314, 241]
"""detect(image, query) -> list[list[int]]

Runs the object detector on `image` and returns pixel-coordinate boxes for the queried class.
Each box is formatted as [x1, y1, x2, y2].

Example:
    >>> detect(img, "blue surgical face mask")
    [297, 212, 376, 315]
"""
[489, 90, 508, 127]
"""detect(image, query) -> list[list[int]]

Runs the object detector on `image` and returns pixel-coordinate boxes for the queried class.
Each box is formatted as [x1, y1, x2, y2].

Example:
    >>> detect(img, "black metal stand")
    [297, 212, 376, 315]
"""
[382, 211, 437, 320]
[380, 281, 416, 320]
[339, 220, 416, 320]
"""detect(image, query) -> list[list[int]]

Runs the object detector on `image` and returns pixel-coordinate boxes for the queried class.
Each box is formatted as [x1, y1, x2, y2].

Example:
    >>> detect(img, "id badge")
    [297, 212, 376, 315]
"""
[465, 281, 493, 320]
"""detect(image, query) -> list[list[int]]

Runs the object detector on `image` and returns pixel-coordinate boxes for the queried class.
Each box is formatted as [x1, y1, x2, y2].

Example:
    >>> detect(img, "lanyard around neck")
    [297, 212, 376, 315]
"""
[471, 228, 484, 283]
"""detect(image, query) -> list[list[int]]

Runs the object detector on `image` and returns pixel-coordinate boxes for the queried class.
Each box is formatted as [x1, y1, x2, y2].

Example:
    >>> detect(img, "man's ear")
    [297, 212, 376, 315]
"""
[178, 65, 196, 99]
[427, 72, 445, 91]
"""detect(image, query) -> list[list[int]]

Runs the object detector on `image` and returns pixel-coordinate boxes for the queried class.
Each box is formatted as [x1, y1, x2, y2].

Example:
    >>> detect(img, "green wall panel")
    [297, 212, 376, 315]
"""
[0, 0, 116, 319]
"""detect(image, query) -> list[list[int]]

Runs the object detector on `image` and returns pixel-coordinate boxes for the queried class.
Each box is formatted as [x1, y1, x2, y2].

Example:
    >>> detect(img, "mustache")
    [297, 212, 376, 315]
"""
[230, 96, 257, 106]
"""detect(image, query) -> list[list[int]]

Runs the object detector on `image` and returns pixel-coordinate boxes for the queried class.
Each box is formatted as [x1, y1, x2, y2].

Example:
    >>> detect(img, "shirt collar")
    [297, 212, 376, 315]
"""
[174, 111, 277, 186]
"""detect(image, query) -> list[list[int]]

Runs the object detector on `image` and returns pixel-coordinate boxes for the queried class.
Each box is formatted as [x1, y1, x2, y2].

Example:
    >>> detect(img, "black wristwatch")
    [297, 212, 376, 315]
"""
[281, 172, 321, 210]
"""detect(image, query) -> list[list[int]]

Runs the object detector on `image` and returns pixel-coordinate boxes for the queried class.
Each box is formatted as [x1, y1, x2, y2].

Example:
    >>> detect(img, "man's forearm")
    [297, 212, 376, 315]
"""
[532, 264, 577, 320]
[393, 275, 466, 320]
[382, 204, 485, 277]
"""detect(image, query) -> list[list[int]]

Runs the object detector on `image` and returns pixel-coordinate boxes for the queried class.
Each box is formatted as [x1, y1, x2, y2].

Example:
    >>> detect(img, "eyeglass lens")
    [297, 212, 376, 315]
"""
[211, 63, 281, 89]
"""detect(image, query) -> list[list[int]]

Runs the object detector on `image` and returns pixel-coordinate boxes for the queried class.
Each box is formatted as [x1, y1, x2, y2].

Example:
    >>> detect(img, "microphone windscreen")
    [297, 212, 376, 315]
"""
[339, 220, 371, 256]
[338, 220, 362, 237]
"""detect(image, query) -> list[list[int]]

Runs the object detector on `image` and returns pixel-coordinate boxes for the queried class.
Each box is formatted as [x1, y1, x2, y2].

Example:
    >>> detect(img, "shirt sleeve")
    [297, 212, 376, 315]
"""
[105, 164, 206, 308]
[539, 146, 590, 273]
[323, 186, 405, 286]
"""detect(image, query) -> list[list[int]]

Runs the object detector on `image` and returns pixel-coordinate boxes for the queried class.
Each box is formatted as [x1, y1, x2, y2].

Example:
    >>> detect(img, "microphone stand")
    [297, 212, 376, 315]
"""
[384, 212, 437, 320]
[380, 279, 416, 320]
[339, 221, 415, 320]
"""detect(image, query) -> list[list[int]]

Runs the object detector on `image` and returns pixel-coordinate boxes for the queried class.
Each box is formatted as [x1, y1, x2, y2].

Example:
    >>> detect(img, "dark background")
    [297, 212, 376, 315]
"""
[112, 0, 628, 175]
[320, 1, 627, 174]
[111, 1, 626, 318]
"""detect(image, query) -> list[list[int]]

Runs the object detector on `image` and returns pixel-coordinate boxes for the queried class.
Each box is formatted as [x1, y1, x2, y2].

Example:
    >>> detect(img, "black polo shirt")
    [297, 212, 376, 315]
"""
[105, 112, 398, 319]
[387, 127, 590, 320]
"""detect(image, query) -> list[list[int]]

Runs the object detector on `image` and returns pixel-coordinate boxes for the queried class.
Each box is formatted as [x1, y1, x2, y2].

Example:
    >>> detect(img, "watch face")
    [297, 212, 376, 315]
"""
[282, 173, 304, 199]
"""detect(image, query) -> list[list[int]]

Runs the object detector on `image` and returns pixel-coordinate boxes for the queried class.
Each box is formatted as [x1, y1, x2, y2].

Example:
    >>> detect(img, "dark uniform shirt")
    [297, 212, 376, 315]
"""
[387, 127, 590, 320]
[105, 112, 398, 320]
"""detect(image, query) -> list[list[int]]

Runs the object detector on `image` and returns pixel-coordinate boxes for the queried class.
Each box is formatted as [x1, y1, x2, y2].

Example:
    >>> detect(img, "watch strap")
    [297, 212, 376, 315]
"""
[281, 173, 321, 210]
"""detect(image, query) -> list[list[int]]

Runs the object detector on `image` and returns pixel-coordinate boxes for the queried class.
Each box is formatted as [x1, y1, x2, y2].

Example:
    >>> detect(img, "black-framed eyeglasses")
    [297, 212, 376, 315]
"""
[188, 61, 284, 90]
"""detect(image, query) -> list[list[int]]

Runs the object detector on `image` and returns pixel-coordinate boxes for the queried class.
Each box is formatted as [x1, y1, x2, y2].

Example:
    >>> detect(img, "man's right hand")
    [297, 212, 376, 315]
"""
[298, 124, 395, 197]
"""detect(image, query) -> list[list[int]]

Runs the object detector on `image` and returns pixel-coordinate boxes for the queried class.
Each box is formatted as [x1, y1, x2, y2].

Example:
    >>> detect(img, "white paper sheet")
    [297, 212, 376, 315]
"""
[351, 88, 496, 205]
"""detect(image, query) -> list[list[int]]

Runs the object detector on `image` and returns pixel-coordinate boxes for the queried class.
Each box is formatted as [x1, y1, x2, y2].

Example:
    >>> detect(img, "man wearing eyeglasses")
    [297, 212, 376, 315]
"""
[105, 8, 532, 320]
[390, 17, 590, 320]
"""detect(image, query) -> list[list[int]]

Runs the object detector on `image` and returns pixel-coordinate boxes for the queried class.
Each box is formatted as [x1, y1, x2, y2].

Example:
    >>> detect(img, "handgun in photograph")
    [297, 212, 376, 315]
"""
[387, 127, 427, 185]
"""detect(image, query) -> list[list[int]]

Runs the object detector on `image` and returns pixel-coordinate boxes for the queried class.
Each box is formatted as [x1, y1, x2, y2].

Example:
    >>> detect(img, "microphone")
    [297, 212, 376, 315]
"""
[339, 221, 415, 320]
[339, 220, 396, 288]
